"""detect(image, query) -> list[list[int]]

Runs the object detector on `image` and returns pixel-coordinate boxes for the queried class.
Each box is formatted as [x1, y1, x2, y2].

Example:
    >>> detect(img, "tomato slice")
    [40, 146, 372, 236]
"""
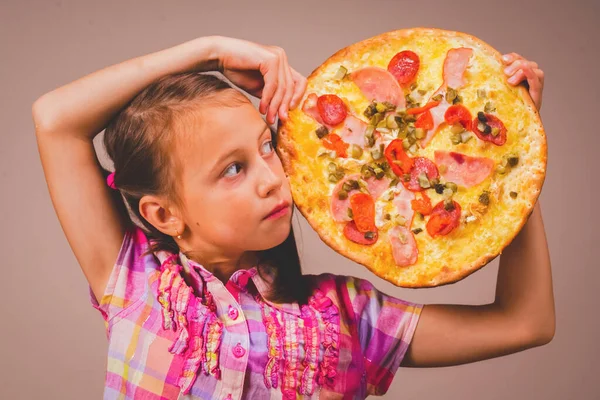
[426, 200, 462, 237]
[471, 113, 507, 146]
[411, 191, 433, 215]
[349, 193, 376, 233]
[406, 101, 441, 115]
[384, 139, 414, 176]
[415, 110, 434, 130]
[317, 94, 348, 126]
[387, 50, 420, 85]
[444, 104, 472, 130]
[322, 133, 349, 157]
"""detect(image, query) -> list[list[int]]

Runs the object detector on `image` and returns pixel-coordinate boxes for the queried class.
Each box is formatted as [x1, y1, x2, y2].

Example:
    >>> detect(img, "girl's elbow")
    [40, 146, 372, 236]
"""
[526, 314, 556, 347]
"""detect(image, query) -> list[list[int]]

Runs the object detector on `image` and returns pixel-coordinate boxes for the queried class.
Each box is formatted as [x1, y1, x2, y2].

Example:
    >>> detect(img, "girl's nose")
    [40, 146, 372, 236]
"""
[257, 159, 283, 198]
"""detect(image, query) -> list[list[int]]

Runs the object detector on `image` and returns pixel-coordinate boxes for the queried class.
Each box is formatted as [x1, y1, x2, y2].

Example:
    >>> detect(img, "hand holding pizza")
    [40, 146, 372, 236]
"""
[502, 53, 544, 111]
[214, 36, 307, 124]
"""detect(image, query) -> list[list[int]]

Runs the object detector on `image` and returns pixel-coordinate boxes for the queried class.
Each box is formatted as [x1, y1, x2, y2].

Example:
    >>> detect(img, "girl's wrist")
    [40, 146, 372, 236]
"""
[191, 35, 224, 73]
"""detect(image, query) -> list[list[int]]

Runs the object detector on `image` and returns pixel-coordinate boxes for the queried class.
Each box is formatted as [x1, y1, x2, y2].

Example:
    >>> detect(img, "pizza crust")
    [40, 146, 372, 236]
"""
[277, 28, 546, 288]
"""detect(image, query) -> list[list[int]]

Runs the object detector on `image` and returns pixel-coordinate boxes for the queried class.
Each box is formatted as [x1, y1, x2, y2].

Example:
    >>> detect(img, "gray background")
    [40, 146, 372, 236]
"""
[1, 0, 598, 398]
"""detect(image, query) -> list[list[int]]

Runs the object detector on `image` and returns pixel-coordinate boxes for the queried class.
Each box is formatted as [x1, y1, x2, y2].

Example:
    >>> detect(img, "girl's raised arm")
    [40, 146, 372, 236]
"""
[32, 36, 305, 302]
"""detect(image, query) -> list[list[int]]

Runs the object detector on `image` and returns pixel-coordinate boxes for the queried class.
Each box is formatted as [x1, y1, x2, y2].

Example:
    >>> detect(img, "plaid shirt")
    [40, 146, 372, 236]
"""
[91, 228, 422, 399]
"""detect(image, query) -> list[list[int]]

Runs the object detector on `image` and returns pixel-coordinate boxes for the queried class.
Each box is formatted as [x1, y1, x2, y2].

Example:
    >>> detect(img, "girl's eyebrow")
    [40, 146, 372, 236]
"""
[209, 124, 271, 174]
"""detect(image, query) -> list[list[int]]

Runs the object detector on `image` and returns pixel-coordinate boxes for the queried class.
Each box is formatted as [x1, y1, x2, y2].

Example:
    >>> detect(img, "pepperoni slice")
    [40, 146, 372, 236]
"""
[384, 139, 414, 176]
[343, 221, 378, 245]
[426, 200, 462, 237]
[472, 114, 507, 146]
[411, 191, 433, 215]
[322, 133, 349, 157]
[317, 94, 348, 126]
[406, 101, 441, 115]
[349, 193, 376, 233]
[415, 110, 434, 130]
[387, 50, 420, 85]
[405, 157, 439, 192]
[444, 104, 473, 130]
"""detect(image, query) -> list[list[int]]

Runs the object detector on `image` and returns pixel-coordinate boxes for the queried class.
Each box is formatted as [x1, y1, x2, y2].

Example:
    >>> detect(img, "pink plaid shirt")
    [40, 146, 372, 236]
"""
[91, 227, 422, 399]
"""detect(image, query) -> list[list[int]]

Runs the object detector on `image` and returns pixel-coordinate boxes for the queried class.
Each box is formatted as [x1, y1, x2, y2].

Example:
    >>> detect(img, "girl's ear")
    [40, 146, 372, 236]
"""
[139, 194, 185, 238]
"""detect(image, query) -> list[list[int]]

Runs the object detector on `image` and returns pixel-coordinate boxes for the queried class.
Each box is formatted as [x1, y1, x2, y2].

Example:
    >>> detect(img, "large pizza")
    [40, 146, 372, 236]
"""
[276, 28, 546, 287]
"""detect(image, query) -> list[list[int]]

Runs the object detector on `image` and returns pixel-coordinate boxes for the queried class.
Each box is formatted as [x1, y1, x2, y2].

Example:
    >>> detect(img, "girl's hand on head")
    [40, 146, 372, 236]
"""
[213, 36, 307, 124]
[502, 53, 544, 111]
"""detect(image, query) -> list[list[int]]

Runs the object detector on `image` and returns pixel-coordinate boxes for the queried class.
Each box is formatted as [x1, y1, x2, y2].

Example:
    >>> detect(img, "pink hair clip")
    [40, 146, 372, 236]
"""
[106, 172, 117, 190]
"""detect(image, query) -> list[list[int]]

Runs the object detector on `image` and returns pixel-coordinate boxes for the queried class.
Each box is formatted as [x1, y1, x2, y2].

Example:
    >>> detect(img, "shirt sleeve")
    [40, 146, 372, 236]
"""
[339, 275, 423, 396]
[89, 227, 155, 324]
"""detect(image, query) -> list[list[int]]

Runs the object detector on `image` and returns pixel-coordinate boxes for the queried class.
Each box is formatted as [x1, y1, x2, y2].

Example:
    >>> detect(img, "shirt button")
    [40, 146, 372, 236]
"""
[228, 305, 239, 321]
[232, 342, 246, 358]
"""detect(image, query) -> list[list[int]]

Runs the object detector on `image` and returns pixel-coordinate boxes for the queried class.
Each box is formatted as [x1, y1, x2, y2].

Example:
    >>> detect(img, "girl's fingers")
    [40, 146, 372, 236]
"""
[278, 53, 295, 121]
[290, 69, 307, 110]
[507, 69, 526, 85]
[267, 51, 287, 124]
[259, 56, 279, 115]
[504, 59, 527, 76]
[502, 52, 522, 64]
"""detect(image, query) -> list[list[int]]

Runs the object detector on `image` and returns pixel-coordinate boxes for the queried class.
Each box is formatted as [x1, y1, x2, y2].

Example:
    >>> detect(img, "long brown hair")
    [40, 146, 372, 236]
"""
[103, 72, 309, 304]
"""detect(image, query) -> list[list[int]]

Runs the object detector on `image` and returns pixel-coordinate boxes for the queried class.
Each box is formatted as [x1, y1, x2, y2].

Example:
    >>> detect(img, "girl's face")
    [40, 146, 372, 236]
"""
[175, 98, 293, 259]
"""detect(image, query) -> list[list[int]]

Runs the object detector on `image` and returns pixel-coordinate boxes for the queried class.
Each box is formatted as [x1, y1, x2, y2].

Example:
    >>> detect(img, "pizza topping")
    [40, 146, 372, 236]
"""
[322, 133, 349, 158]
[384, 139, 415, 176]
[349, 67, 406, 108]
[405, 100, 441, 115]
[365, 175, 392, 199]
[344, 220, 378, 245]
[405, 157, 440, 192]
[444, 104, 473, 130]
[327, 162, 346, 183]
[484, 101, 496, 113]
[472, 113, 507, 145]
[349, 192, 376, 233]
[442, 48, 473, 90]
[433, 150, 495, 188]
[317, 94, 348, 126]
[333, 65, 348, 80]
[302, 93, 325, 125]
[393, 185, 416, 225]
[414, 110, 434, 130]
[478, 190, 490, 206]
[330, 174, 362, 222]
[389, 226, 418, 267]
[411, 191, 433, 215]
[419, 100, 452, 147]
[349, 144, 363, 159]
[387, 50, 420, 86]
[510, 191, 518, 198]
[336, 114, 368, 146]
[426, 200, 462, 237]
[315, 125, 329, 139]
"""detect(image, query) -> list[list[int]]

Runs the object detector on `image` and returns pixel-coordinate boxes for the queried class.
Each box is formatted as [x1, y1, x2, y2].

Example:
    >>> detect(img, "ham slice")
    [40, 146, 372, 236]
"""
[443, 48, 473, 89]
[365, 176, 391, 200]
[349, 67, 406, 108]
[393, 186, 416, 224]
[434, 150, 495, 188]
[336, 115, 368, 146]
[389, 226, 418, 267]
[302, 93, 323, 124]
[420, 48, 473, 148]
[330, 174, 361, 222]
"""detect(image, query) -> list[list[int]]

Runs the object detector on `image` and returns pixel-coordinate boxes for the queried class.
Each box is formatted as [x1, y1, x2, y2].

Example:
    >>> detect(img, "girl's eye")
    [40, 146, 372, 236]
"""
[261, 140, 274, 154]
[223, 162, 242, 178]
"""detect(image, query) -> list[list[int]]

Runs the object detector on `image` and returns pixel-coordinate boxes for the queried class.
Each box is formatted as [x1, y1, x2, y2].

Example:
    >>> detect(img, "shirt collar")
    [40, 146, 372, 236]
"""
[177, 252, 301, 317]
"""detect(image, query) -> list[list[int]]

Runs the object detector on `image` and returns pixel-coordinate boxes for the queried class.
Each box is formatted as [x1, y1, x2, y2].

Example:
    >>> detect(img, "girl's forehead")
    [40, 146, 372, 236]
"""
[177, 103, 267, 173]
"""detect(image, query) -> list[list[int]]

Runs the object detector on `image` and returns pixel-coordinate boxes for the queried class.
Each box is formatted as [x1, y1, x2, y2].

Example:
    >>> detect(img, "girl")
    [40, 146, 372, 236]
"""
[32, 35, 554, 399]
